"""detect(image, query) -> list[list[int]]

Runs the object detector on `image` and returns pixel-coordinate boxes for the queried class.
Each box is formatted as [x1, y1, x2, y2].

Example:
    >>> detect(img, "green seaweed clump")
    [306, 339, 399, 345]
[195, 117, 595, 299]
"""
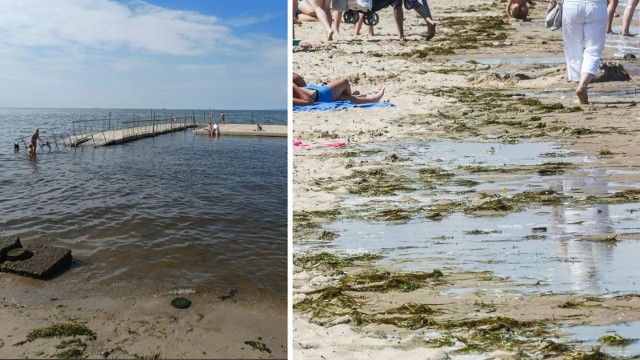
[370, 208, 414, 222]
[56, 338, 87, 359]
[466, 196, 515, 213]
[342, 269, 444, 292]
[598, 333, 633, 346]
[16, 322, 97, 359]
[25, 323, 96, 342]
[348, 169, 414, 196]
[244, 338, 272, 354]
[293, 251, 382, 270]
[441, 316, 548, 354]
[567, 346, 614, 359]
[558, 301, 585, 309]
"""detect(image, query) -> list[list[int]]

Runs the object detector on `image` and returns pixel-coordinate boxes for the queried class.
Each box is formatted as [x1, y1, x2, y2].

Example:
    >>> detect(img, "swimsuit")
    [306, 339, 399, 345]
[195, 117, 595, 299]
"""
[304, 84, 334, 103]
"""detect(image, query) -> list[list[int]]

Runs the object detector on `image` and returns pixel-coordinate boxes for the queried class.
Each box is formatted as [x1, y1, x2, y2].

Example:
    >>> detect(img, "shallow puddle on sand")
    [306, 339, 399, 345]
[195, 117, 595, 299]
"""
[370, 140, 579, 168]
[301, 141, 640, 296]
[328, 202, 640, 295]
[561, 321, 640, 358]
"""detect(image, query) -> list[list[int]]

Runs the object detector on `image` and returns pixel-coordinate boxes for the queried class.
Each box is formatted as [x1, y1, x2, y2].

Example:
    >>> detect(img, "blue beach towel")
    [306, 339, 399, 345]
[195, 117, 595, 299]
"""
[293, 101, 395, 112]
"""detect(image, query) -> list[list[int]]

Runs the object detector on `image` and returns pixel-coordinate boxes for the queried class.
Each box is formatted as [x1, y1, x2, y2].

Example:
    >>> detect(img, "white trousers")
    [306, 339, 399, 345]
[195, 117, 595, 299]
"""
[562, 0, 607, 81]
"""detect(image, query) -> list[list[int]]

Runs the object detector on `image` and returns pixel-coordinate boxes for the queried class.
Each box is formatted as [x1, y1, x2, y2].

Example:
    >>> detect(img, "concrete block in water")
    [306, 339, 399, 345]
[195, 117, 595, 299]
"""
[0, 244, 72, 279]
[0, 236, 22, 262]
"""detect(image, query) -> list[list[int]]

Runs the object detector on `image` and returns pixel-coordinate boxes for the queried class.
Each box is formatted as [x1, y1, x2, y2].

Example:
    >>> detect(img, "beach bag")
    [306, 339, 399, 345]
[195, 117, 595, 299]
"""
[545, 1, 562, 31]
[332, 0, 373, 12]
[350, 0, 372, 10]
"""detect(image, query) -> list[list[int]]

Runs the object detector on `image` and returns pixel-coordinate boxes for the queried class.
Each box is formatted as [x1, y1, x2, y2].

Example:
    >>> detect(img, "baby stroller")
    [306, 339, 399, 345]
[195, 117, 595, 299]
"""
[332, 0, 431, 27]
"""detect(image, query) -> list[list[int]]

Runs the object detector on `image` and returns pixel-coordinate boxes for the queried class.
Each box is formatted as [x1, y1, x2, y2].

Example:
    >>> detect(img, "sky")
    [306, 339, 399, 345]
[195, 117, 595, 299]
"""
[0, 0, 287, 110]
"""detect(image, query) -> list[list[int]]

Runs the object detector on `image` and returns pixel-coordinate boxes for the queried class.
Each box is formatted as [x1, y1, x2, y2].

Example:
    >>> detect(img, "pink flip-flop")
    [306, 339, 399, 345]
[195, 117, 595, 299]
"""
[293, 140, 310, 147]
[324, 142, 346, 148]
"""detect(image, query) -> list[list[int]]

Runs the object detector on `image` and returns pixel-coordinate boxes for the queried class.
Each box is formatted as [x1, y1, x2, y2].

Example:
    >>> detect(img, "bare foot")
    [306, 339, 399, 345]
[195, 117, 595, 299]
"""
[369, 88, 385, 103]
[397, 36, 406, 45]
[622, 32, 636, 37]
[326, 29, 334, 41]
[427, 21, 436, 40]
[576, 86, 589, 104]
[606, 30, 617, 35]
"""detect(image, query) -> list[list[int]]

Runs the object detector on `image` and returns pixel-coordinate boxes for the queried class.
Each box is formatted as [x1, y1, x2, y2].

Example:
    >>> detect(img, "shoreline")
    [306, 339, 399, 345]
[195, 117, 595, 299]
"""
[293, 0, 640, 358]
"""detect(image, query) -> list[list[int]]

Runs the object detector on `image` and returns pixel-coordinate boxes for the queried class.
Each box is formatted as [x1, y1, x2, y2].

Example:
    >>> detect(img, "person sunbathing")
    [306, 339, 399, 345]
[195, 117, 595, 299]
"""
[292, 73, 385, 105]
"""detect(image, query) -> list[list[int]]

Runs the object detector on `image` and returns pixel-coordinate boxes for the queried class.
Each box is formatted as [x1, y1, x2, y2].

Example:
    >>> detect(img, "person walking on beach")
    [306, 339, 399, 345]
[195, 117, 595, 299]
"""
[304, 0, 335, 40]
[555, 0, 607, 104]
[393, 0, 436, 43]
[30, 128, 40, 151]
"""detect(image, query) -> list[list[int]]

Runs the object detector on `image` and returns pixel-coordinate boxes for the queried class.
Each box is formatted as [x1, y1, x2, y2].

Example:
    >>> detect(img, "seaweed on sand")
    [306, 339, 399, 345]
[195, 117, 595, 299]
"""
[341, 269, 445, 292]
[369, 207, 414, 222]
[439, 317, 550, 354]
[293, 251, 382, 271]
[15, 322, 97, 359]
[293, 210, 342, 240]
[464, 189, 563, 214]
[348, 169, 415, 196]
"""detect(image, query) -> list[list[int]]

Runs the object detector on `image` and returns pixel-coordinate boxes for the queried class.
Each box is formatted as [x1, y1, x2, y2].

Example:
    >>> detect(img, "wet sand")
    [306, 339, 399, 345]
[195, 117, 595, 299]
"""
[293, 0, 640, 358]
[0, 275, 286, 359]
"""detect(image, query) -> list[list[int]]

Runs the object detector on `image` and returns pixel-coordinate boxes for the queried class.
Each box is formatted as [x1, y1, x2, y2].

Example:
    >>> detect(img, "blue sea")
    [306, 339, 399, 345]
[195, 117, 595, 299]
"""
[0, 108, 287, 309]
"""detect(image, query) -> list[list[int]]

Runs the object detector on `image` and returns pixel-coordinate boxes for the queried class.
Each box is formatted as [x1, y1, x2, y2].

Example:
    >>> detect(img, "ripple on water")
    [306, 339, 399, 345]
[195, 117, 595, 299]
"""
[0, 109, 287, 305]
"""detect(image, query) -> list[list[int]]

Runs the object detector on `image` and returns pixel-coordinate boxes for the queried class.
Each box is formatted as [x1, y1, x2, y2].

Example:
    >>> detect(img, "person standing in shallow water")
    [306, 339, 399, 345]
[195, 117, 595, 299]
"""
[554, 0, 607, 104]
[30, 128, 39, 151]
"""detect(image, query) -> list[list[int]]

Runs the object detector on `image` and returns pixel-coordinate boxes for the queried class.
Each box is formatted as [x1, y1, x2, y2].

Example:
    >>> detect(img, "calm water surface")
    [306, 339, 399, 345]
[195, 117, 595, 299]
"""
[0, 108, 287, 307]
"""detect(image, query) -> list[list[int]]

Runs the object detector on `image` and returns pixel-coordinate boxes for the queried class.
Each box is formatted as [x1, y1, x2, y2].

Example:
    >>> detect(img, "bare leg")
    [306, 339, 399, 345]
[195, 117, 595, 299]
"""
[414, 4, 437, 40]
[332, 10, 342, 35]
[576, 73, 596, 104]
[326, 78, 353, 101]
[293, 0, 302, 25]
[338, 88, 386, 104]
[354, 13, 364, 35]
[325, 78, 385, 103]
[393, 6, 405, 43]
[622, 0, 639, 36]
[308, 0, 333, 40]
[607, 0, 619, 34]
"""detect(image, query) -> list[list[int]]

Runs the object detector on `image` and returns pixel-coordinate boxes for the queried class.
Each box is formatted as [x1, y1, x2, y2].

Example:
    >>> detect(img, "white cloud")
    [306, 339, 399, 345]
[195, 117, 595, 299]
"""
[0, 0, 286, 109]
[0, 0, 231, 56]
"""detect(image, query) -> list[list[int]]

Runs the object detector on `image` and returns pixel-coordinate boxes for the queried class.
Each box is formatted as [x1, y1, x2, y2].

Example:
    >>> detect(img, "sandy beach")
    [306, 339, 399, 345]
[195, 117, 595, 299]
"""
[293, 0, 640, 358]
[0, 274, 286, 359]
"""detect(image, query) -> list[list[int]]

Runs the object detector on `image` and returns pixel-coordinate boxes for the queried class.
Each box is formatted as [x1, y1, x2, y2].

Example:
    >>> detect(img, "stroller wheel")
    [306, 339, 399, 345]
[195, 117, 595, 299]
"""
[363, 13, 379, 26]
[343, 10, 358, 24]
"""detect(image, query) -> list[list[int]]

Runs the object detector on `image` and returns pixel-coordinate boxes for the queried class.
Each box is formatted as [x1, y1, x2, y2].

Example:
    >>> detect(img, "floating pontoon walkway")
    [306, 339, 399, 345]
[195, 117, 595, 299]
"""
[193, 124, 287, 137]
[59, 122, 197, 148]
